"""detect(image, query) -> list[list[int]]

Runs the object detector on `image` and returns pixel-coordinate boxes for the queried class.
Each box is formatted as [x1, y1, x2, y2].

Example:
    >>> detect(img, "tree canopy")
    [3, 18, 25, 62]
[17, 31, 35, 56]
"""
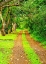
[0, 0, 46, 41]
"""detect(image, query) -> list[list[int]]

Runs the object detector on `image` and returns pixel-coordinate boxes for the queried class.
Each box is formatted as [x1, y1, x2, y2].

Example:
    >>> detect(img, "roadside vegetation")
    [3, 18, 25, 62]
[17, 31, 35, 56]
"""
[0, 40, 14, 64]
[0, 32, 17, 64]
[22, 34, 41, 64]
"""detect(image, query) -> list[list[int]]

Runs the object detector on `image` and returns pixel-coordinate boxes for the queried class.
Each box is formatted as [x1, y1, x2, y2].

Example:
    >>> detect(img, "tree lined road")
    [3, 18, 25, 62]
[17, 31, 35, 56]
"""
[9, 31, 46, 64]
[0, 0, 46, 64]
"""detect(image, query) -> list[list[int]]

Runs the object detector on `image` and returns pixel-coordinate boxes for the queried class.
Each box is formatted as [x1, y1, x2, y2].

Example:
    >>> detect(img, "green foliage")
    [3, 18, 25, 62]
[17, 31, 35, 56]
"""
[0, 0, 3, 2]
[0, 40, 14, 64]
[25, 0, 46, 41]
[0, 18, 2, 29]
[1, 0, 46, 41]
[2, 7, 8, 20]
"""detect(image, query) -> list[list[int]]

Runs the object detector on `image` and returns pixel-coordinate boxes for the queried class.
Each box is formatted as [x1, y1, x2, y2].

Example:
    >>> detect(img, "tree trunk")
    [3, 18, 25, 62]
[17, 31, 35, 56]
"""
[12, 23, 17, 33]
[1, 28, 6, 36]
[0, 10, 6, 36]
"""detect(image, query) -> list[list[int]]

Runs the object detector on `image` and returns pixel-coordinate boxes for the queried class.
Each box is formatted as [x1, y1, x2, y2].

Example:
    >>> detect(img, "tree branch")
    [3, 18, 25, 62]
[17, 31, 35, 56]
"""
[0, 0, 13, 7]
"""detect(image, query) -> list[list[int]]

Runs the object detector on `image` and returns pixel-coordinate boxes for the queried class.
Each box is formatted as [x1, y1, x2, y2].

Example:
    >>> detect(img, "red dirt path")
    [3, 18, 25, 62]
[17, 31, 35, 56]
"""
[25, 31, 46, 64]
[9, 31, 29, 64]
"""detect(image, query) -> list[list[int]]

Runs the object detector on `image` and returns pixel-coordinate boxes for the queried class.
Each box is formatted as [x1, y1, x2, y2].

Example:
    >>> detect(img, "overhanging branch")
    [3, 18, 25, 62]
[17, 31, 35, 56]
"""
[0, 0, 20, 11]
[2, 3, 20, 8]
[0, 0, 13, 7]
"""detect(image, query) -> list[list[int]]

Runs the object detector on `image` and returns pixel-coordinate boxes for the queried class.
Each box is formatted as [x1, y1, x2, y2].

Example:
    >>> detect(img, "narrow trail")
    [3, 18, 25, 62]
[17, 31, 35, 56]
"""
[25, 31, 46, 64]
[9, 31, 29, 64]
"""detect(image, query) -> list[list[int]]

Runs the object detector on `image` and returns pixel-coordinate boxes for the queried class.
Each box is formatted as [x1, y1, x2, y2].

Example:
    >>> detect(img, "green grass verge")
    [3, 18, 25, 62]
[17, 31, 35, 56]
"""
[0, 42, 13, 64]
[40, 41, 46, 49]
[0, 33, 17, 40]
[22, 34, 41, 64]
[16, 29, 21, 33]
[0, 40, 14, 48]
[0, 33, 17, 64]
[0, 48, 12, 64]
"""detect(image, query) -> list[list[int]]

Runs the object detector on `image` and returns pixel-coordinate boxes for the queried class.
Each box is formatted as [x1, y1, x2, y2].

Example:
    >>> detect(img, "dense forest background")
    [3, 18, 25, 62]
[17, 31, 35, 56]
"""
[0, 0, 46, 42]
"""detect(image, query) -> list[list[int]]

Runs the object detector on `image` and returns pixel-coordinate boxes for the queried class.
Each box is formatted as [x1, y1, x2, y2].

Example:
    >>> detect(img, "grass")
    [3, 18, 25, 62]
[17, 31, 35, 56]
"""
[0, 43, 13, 64]
[0, 48, 12, 64]
[40, 41, 46, 49]
[0, 33, 17, 64]
[0, 33, 17, 40]
[16, 29, 21, 33]
[22, 34, 41, 64]
[0, 29, 21, 64]
[0, 28, 21, 40]
[0, 40, 14, 48]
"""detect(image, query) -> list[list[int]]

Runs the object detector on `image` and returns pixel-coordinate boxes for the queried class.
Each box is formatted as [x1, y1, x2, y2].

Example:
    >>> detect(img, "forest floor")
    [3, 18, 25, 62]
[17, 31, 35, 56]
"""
[9, 30, 46, 64]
